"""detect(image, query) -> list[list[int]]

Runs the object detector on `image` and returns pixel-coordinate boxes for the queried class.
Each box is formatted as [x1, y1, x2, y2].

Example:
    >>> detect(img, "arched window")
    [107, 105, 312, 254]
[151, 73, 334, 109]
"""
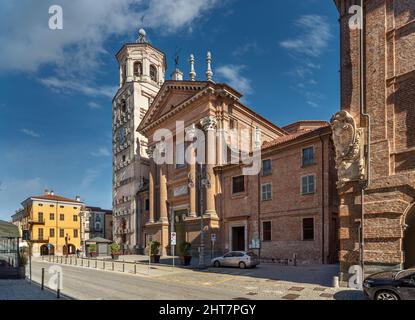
[150, 65, 158, 82]
[133, 61, 142, 77]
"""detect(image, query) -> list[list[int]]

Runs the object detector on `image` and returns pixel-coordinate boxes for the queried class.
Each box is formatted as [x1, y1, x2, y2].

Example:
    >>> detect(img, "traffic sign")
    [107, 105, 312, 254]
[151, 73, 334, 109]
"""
[171, 232, 177, 246]
[211, 233, 217, 242]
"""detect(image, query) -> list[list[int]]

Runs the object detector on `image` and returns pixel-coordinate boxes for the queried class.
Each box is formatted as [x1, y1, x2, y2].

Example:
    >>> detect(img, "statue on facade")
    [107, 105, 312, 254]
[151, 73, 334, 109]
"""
[331, 110, 366, 187]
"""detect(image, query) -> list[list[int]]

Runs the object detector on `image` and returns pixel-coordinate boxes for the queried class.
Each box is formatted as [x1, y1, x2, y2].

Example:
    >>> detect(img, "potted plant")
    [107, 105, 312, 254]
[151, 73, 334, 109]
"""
[110, 243, 121, 260]
[18, 253, 28, 279]
[88, 244, 97, 258]
[150, 241, 161, 263]
[180, 242, 192, 266]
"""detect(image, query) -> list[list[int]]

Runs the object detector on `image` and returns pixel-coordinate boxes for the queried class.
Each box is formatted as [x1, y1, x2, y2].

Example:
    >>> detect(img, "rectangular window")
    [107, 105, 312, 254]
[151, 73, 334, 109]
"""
[175, 143, 186, 169]
[303, 218, 314, 241]
[60, 214, 65, 221]
[38, 212, 44, 223]
[301, 175, 315, 195]
[49, 228, 55, 238]
[261, 183, 272, 201]
[60, 205, 64, 209]
[232, 176, 245, 194]
[302, 147, 315, 167]
[262, 159, 272, 176]
[38, 228, 44, 240]
[50, 213, 55, 220]
[73, 229, 78, 238]
[73, 215, 78, 222]
[145, 199, 150, 211]
[59, 229, 65, 238]
[263, 221, 272, 241]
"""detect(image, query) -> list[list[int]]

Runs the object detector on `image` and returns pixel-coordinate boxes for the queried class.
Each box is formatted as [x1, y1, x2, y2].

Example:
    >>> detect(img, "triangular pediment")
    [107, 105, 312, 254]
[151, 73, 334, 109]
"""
[139, 80, 209, 132]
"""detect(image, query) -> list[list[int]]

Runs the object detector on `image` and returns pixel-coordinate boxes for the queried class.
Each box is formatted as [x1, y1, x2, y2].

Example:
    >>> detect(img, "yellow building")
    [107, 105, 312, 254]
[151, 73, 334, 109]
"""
[12, 191, 83, 257]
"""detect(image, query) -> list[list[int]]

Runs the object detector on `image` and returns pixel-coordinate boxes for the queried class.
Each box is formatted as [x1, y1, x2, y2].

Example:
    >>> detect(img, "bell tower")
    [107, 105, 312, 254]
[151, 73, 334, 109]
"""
[112, 29, 166, 252]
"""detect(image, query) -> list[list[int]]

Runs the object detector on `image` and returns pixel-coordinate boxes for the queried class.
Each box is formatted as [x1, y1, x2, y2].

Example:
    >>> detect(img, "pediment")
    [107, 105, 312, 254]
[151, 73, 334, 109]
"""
[139, 81, 209, 132]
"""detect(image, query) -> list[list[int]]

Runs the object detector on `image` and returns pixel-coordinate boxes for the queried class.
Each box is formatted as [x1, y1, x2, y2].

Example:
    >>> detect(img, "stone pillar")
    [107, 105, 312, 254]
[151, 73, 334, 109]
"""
[126, 57, 133, 82]
[147, 147, 156, 224]
[186, 125, 197, 218]
[159, 164, 168, 223]
[201, 116, 218, 218]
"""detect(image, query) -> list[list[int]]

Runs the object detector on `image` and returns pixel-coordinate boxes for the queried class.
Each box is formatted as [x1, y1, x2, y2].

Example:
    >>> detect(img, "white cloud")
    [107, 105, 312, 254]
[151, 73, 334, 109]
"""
[280, 15, 332, 58]
[88, 102, 102, 109]
[38, 77, 117, 98]
[21, 128, 41, 138]
[216, 65, 253, 95]
[0, 0, 221, 98]
[91, 147, 111, 157]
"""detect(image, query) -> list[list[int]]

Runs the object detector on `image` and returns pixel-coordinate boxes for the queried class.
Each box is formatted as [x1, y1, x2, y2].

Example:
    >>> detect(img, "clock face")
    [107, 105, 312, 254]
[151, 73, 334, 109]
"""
[118, 126, 126, 144]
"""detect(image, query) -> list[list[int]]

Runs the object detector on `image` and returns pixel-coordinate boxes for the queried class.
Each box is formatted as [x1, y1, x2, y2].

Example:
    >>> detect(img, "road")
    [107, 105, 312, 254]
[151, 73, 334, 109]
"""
[29, 258, 363, 300]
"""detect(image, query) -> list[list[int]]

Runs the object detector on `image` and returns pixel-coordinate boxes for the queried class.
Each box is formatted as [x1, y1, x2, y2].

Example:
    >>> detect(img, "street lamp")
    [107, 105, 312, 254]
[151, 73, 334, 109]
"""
[198, 163, 211, 269]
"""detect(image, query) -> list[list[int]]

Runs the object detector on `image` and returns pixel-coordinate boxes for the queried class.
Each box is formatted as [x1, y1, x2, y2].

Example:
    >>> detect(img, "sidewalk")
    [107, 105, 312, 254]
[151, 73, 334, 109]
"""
[0, 279, 63, 300]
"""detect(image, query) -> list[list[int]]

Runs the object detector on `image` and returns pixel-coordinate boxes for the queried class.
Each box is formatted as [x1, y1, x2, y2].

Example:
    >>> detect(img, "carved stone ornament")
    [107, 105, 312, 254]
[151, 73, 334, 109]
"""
[200, 116, 217, 131]
[146, 146, 155, 159]
[331, 110, 366, 188]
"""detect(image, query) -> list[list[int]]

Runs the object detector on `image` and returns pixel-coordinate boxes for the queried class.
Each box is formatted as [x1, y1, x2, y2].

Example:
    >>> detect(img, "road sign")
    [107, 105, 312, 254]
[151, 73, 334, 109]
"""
[171, 232, 177, 246]
[211, 233, 216, 242]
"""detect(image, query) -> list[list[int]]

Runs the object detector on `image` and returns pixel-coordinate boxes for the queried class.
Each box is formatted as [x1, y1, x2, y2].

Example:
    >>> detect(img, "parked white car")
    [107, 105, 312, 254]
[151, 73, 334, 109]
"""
[211, 251, 259, 269]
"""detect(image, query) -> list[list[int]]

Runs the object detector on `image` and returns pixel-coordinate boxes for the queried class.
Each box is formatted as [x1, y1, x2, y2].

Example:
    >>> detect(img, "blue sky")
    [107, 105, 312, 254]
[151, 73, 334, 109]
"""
[0, 0, 339, 220]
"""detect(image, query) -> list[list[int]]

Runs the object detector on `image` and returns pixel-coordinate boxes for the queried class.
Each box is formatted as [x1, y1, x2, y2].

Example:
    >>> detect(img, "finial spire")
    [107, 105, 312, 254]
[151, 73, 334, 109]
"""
[137, 28, 148, 43]
[206, 51, 213, 81]
[189, 54, 196, 81]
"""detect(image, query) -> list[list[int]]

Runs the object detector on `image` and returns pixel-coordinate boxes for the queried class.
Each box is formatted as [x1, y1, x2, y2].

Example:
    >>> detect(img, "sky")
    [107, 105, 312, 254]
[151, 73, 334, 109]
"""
[0, 0, 340, 220]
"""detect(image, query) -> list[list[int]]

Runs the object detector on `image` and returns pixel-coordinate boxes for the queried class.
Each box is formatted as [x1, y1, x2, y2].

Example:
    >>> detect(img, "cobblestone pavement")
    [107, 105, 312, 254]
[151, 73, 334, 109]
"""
[29, 257, 364, 300]
[0, 279, 65, 300]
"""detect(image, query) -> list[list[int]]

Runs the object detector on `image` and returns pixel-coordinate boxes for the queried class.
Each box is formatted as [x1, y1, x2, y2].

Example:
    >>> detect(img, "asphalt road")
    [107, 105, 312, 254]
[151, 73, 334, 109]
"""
[29, 258, 362, 300]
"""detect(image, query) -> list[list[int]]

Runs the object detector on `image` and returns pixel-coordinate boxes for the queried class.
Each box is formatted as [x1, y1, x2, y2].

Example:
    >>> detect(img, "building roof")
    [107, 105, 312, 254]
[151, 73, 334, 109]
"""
[262, 124, 331, 150]
[0, 220, 19, 238]
[85, 206, 112, 214]
[22, 193, 83, 206]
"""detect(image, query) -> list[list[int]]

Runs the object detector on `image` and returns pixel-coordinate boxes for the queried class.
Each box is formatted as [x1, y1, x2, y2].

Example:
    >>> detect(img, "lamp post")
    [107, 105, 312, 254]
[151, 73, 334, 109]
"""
[198, 163, 211, 269]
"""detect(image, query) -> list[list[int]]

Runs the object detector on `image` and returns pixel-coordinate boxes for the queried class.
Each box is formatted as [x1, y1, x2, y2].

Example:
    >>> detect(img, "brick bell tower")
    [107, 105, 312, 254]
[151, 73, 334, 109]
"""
[333, 0, 415, 280]
[112, 29, 166, 253]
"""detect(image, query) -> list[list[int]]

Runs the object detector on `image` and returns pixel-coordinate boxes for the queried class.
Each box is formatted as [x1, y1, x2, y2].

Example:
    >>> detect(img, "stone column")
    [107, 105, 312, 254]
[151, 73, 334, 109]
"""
[126, 57, 133, 82]
[159, 163, 169, 223]
[186, 125, 197, 218]
[146, 147, 155, 224]
[201, 116, 218, 218]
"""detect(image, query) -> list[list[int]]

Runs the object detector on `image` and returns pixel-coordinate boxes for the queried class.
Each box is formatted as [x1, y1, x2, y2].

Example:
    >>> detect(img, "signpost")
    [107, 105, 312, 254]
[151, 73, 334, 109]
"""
[171, 232, 176, 269]
[211, 234, 216, 259]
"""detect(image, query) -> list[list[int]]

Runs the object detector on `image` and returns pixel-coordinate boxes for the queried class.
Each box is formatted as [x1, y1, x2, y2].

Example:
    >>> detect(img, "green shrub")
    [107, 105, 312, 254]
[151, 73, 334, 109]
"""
[110, 243, 120, 253]
[150, 241, 161, 256]
[179, 242, 192, 256]
[88, 244, 97, 253]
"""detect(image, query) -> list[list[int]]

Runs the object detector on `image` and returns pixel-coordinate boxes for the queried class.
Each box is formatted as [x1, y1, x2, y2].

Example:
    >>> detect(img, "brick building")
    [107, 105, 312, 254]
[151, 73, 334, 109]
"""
[333, 0, 415, 276]
[132, 50, 339, 264]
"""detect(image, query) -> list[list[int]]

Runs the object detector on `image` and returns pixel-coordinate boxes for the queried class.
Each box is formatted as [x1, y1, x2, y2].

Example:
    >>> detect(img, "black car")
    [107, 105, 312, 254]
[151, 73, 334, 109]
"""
[363, 269, 415, 300]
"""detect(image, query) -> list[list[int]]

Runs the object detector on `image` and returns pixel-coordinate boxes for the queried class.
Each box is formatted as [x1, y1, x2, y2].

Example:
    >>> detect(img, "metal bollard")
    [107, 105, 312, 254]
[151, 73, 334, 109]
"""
[103, 261, 105, 270]
[41, 268, 45, 290]
[333, 276, 340, 289]
[122, 263, 125, 273]
[112, 262, 114, 271]
[57, 272, 61, 299]
[134, 264, 137, 274]
[87, 260, 90, 268]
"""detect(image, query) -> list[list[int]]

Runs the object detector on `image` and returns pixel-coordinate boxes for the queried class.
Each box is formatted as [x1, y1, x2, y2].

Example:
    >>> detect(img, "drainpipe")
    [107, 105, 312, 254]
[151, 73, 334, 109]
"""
[257, 166, 261, 260]
[320, 134, 326, 264]
[359, 0, 371, 277]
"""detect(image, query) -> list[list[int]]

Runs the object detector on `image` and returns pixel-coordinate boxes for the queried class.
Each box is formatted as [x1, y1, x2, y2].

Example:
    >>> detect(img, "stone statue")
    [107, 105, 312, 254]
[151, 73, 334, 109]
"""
[331, 110, 366, 187]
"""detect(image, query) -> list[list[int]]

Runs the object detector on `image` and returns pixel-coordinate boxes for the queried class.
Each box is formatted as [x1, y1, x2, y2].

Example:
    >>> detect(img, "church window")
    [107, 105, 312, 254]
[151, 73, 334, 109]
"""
[150, 65, 158, 82]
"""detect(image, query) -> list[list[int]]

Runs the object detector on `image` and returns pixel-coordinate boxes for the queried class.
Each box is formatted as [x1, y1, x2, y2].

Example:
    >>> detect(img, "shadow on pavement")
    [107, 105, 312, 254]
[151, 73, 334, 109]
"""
[334, 290, 366, 300]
